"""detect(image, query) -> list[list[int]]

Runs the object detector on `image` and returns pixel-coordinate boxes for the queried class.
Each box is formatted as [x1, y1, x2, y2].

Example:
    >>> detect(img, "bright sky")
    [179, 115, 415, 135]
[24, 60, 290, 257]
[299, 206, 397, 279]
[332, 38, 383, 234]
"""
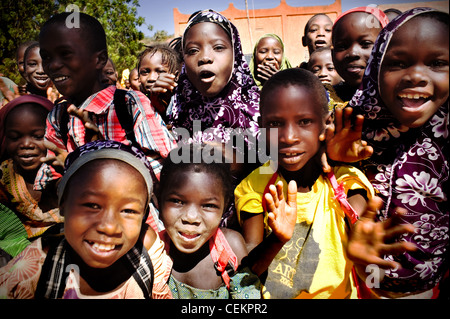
[136, 0, 416, 36]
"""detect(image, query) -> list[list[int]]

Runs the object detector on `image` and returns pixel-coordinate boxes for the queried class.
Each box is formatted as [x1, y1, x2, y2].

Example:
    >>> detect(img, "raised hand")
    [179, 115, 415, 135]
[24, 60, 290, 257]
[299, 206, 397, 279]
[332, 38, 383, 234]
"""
[265, 180, 298, 244]
[326, 107, 373, 163]
[40, 140, 68, 173]
[149, 73, 178, 114]
[256, 60, 280, 82]
[67, 105, 104, 142]
[347, 196, 416, 270]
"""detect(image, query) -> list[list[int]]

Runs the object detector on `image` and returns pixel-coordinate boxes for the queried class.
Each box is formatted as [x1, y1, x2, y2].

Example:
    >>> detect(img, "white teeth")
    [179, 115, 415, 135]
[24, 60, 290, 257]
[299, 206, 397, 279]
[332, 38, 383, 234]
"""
[285, 153, 298, 156]
[92, 242, 115, 252]
[398, 93, 430, 99]
[54, 76, 67, 82]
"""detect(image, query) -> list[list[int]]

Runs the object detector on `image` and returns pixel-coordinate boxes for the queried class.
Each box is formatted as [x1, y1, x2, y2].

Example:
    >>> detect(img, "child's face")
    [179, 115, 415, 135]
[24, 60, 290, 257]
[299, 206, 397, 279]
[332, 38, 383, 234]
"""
[303, 15, 333, 54]
[4, 104, 47, 175]
[160, 169, 225, 254]
[130, 69, 140, 91]
[332, 12, 381, 88]
[139, 51, 169, 93]
[17, 46, 27, 79]
[255, 37, 283, 69]
[261, 85, 328, 172]
[101, 60, 117, 87]
[40, 27, 106, 104]
[308, 50, 342, 86]
[25, 47, 51, 91]
[379, 17, 449, 128]
[183, 22, 233, 98]
[62, 160, 148, 268]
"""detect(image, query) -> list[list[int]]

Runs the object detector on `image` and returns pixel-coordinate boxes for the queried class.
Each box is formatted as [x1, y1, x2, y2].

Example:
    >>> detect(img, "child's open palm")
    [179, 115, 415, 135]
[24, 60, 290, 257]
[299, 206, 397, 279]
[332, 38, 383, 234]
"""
[265, 180, 297, 244]
[325, 107, 373, 163]
[347, 196, 416, 270]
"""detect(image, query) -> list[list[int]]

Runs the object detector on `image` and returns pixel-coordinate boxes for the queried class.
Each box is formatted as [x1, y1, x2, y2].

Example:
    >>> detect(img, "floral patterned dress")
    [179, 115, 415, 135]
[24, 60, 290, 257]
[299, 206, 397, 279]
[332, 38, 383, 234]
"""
[348, 7, 449, 296]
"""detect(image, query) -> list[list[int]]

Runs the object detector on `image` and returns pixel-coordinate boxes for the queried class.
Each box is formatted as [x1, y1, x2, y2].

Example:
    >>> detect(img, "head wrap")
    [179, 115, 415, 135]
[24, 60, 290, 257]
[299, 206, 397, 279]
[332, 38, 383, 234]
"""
[349, 7, 449, 294]
[249, 33, 292, 89]
[0, 94, 54, 159]
[333, 6, 389, 30]
[57, 140, 154, 206]
[171, 9, 260, 145]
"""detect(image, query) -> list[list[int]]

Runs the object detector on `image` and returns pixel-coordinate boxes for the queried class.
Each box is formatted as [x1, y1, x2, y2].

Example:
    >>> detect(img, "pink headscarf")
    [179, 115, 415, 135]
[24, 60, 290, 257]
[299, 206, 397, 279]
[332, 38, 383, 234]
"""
[0, 95, 53, 158]
[333, 6, 389, 29]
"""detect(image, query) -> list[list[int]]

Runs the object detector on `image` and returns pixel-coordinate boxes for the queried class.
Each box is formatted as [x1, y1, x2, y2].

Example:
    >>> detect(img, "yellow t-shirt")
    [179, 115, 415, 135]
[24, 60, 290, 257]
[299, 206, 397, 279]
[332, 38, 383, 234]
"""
[235, 161, 375, 299]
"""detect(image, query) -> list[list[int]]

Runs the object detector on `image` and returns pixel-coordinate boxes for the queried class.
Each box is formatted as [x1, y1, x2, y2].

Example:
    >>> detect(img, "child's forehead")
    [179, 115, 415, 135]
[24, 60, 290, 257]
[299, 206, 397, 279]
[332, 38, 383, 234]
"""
[307, 15, 333, 28]
[184, 22, 231, 42]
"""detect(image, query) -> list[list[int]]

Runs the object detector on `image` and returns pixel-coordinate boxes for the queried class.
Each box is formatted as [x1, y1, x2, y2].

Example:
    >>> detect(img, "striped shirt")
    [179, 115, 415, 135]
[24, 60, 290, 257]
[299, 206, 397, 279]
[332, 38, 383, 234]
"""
[35, 86, 176, 191]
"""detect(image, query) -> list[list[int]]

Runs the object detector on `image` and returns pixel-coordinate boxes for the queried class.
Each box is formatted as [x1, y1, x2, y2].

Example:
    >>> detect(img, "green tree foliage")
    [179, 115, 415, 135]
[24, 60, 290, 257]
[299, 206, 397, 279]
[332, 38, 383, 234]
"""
[0, 0, 150, 84]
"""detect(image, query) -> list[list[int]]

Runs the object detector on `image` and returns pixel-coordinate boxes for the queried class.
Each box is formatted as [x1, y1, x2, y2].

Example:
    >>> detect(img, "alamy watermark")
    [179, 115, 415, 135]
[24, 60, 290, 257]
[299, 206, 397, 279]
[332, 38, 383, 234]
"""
[171, 120, 278, 174]
[65, 4, 80, 28]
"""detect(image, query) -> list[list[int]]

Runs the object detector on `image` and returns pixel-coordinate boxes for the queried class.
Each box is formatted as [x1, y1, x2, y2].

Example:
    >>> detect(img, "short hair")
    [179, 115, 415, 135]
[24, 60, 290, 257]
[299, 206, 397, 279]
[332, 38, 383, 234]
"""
[159, 143, 233, 210]
[39, 12, 107, 54]
[16, 40, 38, 59]
[23, 42, 40, 72]
[137, 43, 181, 74]
[383, 8, 402, 15]
[260, 68, 329, 116]
[303, 13, 332, 36]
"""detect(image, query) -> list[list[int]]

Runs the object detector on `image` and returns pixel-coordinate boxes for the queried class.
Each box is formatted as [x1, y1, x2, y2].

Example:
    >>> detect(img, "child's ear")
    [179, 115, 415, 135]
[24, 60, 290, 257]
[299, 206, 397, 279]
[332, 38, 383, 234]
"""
[301, 36, 307, 47]
[95, 49, 108, 70]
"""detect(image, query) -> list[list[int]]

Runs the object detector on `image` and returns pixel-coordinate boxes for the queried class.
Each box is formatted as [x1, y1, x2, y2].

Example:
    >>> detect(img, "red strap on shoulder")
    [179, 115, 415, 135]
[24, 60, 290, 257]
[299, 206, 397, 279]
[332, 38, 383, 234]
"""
[209, 229, 238, 289]
[327, 171, 359, 224]
[261, 172, 279, 213]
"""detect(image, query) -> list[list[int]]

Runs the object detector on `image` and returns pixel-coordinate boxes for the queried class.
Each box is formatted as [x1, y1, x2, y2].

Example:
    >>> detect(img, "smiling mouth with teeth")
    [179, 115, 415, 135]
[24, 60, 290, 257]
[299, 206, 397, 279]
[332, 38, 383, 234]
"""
[54, 76, 68, 82]
[398, 93, 431, 100]
[89, 241, 117, 252]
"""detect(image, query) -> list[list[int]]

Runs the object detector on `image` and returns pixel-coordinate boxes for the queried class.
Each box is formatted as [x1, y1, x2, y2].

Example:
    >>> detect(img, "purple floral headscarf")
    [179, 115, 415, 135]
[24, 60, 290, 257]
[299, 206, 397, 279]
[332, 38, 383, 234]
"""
[349, 7, 449, 295]
[170, 9, 260, 145]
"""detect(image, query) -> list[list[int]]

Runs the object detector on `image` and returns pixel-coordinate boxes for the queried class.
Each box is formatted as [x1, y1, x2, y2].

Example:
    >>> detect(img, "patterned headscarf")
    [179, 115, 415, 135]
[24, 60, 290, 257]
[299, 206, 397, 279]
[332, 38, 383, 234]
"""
[349, 7, 449, 295]
[333, 6, 389, 30]
[58, 140, 154, 206]
[170, 9, 260, 145]
[249, 33, 292, 89]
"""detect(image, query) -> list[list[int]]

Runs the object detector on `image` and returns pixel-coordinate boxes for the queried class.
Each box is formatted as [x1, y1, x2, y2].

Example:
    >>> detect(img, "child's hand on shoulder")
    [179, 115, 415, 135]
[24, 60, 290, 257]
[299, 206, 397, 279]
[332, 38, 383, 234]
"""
[265, 180, 297, 244]
[347, 196, 416, 270]
[324, 107, 373, 164]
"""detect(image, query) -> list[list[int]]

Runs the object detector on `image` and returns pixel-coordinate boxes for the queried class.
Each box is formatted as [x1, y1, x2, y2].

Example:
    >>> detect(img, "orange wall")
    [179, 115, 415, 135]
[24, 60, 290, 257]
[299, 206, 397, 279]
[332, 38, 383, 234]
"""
[173, 0, 449, 67]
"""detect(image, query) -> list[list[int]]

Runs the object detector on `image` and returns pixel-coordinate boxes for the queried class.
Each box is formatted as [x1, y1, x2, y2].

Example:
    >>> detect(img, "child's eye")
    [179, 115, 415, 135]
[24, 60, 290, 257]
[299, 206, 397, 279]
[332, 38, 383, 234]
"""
[430, 59, 449, 69]
[311, 66, 321, 74]
[327, 66, 335, 71]
[203, 203, 220, 210]
[360, 41, 374, 49]
[139, 69, 149, 76]
[213, 45, 226, 52]
[185, 47, 199, 55]
[121, 208, 141, 215]
[298, 119, 312, 126]
[82, 202, 101, 210]
[267, 121, 282, 127]
[168, 198, 184, 205]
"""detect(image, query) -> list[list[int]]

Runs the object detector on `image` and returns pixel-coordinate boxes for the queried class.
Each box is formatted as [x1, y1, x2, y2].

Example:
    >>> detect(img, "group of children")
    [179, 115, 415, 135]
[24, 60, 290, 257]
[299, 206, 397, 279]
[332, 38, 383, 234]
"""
[0, 5, 448, 300]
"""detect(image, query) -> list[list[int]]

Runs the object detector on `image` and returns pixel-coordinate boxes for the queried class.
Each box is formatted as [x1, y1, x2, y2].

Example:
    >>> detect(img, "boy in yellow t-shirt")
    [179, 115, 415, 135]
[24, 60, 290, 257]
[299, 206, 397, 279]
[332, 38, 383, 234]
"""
[235, 68, 375, 299]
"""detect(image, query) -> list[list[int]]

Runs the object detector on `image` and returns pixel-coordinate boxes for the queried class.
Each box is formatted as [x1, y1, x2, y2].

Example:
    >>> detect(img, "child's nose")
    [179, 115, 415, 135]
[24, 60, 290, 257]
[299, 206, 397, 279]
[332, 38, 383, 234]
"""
[403, 65, 429, 86]
[346, 43, 362, 59]
[280, 123, 300, 145]
[19, 136, 35, 148]
[97, 209, 121, 236]
[182, 205, 201, 225]
[198, 50, 213, 65]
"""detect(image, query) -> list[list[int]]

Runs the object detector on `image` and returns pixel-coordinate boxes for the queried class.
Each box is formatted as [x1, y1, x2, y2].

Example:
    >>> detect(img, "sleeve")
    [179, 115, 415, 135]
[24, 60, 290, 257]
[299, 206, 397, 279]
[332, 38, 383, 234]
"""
[0, 239, 46, 299]
[127, 91, 176, 179]
[334, 165, 375, 199]
[147, 233, 173, 299]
